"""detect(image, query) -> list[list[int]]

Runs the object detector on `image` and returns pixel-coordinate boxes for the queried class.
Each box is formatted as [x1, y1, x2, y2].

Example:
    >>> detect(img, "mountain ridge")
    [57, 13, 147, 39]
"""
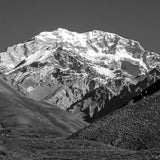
[1, 28, 160, 122]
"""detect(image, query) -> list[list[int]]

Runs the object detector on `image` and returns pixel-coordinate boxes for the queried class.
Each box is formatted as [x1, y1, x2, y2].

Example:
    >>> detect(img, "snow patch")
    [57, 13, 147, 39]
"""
[93, 66, 115, 78]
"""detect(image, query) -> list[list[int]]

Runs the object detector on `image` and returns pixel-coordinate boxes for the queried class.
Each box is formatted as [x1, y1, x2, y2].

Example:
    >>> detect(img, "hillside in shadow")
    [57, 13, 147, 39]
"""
[71, 78, 160, 152]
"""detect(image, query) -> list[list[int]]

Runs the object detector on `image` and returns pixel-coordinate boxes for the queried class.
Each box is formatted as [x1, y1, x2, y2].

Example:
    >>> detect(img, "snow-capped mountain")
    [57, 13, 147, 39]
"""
[1, 28, 160, 121]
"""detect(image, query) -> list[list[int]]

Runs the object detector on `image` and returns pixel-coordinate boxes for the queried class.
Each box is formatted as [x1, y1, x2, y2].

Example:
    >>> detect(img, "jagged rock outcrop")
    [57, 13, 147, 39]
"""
[0, 28, 160, 122]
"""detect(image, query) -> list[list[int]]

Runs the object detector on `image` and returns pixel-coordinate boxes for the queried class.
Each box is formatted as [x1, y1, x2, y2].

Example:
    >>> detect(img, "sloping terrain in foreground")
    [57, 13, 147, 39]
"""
[71, 79, 160, 152]
[0, 76, 87, 137]
[1, 130, 160, 160]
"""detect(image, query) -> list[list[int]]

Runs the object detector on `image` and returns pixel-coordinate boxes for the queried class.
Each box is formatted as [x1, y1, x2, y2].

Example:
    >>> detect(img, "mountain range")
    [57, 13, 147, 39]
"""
[1, 28, 160, 159]
[1, 28, 160, 121]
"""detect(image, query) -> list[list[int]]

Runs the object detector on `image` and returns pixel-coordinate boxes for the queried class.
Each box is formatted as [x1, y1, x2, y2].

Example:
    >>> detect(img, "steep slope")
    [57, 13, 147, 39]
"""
[1, 28, 160, 122]
[71, 80, 160, 151]
[0, 76, 87, 136]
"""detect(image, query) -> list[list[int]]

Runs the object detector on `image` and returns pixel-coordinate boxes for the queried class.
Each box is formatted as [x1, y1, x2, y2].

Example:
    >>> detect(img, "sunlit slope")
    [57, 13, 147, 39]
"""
[0, 77, 87, 136]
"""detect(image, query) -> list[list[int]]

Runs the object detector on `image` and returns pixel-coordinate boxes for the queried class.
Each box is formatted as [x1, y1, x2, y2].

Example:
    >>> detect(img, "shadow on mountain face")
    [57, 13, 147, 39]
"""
[71, 75, 160, 151]
[0, 76, 87, 137]
[133, 77, 160, 102]
[75, 69, 160, 123]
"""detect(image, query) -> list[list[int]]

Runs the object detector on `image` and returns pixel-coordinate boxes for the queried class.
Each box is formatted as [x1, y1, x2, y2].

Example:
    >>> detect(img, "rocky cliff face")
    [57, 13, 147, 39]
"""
[1, 28, 160, 122]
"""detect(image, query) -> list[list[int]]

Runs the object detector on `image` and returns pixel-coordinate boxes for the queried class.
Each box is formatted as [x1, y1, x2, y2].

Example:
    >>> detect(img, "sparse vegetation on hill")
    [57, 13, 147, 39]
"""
[71, 85, 160, 151]
[1, 129, 160, 160]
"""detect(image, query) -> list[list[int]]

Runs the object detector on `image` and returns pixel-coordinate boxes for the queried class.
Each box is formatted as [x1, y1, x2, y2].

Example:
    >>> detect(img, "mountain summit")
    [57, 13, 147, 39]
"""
[1, 28, 160, 122]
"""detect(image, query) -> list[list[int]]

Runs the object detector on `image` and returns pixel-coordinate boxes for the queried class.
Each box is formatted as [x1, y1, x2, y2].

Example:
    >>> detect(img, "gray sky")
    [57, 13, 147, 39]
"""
[0, 0, 160, 53]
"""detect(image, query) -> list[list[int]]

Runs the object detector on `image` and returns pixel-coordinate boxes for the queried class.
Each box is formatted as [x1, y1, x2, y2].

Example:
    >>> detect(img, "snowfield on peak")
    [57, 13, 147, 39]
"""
[1, 28, 160, 121]
[1, 28, 155, 78]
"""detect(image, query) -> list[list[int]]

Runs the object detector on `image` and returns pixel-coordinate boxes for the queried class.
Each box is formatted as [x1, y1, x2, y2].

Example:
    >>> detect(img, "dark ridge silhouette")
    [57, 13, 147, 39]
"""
[76, 69, 160, 123]
[71, 74, 160, 151]
[133, 76, 160, 102]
